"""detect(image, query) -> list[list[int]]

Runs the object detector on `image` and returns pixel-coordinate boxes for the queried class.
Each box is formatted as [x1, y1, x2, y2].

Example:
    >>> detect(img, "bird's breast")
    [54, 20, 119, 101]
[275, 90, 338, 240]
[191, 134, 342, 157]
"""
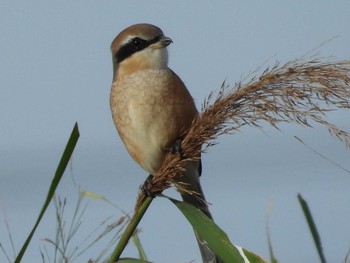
[110, 69, 197, 174]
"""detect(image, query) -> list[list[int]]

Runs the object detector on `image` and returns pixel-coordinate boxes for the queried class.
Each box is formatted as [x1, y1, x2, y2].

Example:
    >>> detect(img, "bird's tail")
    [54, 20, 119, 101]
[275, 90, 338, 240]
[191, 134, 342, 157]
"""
[176, 160, 222, 263]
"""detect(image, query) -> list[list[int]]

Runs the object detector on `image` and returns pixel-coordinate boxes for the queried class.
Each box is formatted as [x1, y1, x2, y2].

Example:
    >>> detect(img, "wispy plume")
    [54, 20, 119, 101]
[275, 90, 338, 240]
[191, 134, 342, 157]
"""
[137, 55, 350, 209]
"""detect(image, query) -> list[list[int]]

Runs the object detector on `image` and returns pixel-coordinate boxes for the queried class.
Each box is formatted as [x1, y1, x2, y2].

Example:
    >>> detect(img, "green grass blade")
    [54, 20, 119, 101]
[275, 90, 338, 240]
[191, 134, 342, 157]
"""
[266, 213, 278, 263]
[14, 123, 80, 263]
[297, 193, 327, 263]
[168, 196, 266, 263]
[132, 231, 147, 261]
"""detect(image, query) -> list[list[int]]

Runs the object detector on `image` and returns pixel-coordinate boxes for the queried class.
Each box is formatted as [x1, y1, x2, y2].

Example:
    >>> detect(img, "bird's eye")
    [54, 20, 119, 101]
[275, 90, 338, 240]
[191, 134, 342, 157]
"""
[130, 37, 143, 48]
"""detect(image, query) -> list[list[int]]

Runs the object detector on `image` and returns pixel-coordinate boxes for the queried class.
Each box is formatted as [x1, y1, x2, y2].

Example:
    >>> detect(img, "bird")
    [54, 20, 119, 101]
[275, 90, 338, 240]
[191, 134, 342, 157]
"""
[110, 23, 221, 263]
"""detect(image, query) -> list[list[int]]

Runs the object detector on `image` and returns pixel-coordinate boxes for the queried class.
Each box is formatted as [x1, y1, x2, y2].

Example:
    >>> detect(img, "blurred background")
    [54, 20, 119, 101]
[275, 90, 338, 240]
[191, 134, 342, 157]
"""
[1, 1, 349, 262]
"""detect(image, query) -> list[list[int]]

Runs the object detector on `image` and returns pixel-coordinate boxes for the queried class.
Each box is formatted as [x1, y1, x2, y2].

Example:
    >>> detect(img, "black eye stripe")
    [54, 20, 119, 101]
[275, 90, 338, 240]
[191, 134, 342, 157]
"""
[115, 35, 162, 63]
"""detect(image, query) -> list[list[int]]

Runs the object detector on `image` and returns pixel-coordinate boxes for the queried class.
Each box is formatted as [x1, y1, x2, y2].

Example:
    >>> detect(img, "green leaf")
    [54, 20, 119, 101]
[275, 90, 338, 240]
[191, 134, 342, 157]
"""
[242, 248, 268, 263]
[14, 123, 80, 263]
[266, 211, 279, 263]
[298, 193, 327, 263]
[132, 231, 148, 261]
[168, 196, 267, 263]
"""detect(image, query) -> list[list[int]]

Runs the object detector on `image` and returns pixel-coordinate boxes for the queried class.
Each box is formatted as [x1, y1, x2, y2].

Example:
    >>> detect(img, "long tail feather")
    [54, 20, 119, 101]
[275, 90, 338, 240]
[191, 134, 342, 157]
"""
[177, 160, 222, 263]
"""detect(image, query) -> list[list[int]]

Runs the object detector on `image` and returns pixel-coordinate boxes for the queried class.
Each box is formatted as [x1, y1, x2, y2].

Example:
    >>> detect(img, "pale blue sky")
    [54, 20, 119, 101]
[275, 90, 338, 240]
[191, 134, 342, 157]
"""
[1, 1, 350, 262]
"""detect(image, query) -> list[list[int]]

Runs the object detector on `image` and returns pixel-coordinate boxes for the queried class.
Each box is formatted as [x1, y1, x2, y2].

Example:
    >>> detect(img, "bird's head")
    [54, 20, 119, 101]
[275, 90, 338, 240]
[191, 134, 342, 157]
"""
[111, 23, 173, 79]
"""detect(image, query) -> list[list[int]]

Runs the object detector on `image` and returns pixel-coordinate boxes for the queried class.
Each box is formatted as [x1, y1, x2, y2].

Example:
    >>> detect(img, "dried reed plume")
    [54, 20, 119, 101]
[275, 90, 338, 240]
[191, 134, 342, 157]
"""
[136, 55, 350, 209]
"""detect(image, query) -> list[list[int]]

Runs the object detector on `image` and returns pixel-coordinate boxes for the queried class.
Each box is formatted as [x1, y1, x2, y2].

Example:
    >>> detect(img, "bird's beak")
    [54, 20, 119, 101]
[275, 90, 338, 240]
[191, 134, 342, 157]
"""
[150, 36, 173, 49]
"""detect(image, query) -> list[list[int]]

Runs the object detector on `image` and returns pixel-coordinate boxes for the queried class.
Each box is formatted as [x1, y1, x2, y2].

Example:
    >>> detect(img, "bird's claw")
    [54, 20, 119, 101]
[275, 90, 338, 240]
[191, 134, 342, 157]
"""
[171, 138, 184, 158]
[140, 174, 159, 198]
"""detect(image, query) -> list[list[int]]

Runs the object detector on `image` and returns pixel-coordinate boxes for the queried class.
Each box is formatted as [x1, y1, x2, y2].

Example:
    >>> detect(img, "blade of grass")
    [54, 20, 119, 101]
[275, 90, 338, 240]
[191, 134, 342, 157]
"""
[168, 196, 266, 263]
[14, 123, 80, 263]
[1, 206, 17, 261]
[132, 231, 147, 261]
[265, 204, 278, 263]
[0, 242, 11, 263]
[344, 247, 350, 263]
[297, 193, 327, 263]
[266, 219, 278, 263]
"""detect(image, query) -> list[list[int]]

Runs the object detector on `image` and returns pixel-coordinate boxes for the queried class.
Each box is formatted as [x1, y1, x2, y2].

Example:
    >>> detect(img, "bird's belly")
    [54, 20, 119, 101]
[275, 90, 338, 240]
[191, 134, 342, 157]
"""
[110, 70, 179, 174]
[125, 99, 170, 174]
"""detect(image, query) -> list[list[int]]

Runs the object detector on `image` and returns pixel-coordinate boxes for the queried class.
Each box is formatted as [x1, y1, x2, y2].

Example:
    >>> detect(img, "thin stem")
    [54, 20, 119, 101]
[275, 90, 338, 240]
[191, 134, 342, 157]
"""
[108, 195, 153, 262]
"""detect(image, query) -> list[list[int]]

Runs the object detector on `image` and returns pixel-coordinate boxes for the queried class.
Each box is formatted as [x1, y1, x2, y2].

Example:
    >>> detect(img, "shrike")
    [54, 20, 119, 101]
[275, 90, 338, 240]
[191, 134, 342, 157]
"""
[110, 23, 221, 263]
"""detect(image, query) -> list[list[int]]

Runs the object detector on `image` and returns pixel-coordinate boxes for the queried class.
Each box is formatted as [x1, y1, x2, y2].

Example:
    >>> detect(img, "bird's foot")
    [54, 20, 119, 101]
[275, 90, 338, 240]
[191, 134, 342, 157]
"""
[140, 174, 159, 198]
[171, 138, 184, 158]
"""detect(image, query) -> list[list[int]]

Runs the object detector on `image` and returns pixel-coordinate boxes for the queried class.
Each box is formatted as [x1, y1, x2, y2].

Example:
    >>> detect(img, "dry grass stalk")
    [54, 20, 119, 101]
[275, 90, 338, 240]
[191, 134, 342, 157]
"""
[136, 55, 350, 209]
